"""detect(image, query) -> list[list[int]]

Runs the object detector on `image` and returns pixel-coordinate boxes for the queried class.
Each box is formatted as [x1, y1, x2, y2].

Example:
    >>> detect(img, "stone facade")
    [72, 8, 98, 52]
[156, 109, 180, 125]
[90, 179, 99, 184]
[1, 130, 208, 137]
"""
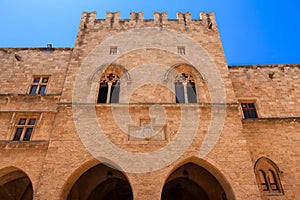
[0, 11, 299, 200]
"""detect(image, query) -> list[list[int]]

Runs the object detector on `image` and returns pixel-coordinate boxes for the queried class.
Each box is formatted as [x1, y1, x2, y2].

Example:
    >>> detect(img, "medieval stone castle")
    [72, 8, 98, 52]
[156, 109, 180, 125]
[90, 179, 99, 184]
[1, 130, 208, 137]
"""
[0, 11, 299, 200]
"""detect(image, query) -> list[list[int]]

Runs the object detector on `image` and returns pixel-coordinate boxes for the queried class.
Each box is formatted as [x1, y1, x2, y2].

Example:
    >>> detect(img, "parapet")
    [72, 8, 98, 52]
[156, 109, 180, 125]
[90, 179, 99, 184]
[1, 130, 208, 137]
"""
[78, 11, 216, 31]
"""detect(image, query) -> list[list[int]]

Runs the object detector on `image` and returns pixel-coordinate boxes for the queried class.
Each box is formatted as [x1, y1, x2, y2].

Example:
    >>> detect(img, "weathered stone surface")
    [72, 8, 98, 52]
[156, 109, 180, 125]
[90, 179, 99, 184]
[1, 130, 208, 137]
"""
[0, 11, 299, 200]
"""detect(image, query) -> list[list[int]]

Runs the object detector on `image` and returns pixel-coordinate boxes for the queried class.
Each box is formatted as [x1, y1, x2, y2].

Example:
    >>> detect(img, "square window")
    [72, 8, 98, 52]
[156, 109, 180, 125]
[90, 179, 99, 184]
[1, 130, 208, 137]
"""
[13, 117, 37, 141]
[29, 76, 49, 95]
[33, 78, 40, 83]
[177, 47, 185, 55]
[42, 78, 48, 83]
[109, 47, 117, 55]
[28, 119, 36, 125]
[241, 103, 258, 119]
[18, 118, 26, 125]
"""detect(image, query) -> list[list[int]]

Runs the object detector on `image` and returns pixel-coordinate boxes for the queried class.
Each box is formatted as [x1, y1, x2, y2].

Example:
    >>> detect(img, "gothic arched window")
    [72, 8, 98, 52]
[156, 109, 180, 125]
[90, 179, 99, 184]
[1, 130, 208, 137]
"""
[175, 73, 197, 103]
[254, 157, 284, 195]
[97, 73, 120, 103]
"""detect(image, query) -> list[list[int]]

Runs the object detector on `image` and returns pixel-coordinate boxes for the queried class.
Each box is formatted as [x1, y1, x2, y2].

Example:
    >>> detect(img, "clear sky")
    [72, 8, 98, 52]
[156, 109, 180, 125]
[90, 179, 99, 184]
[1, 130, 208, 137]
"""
[0, 0, 299, 65]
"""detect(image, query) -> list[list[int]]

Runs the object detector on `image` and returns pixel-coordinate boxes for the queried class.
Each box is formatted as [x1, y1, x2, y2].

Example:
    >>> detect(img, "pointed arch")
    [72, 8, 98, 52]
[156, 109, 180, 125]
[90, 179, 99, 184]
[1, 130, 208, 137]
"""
[162, 63, 205, 82]
[89, 63, 131, 82]
[89, 63, 130, 104]
[162, 63, 210, 103]
[254, 157, 284, 195]
[162, 157, 236, 200]
[62, 159, 134, 200]
[0, 166, 33, 200]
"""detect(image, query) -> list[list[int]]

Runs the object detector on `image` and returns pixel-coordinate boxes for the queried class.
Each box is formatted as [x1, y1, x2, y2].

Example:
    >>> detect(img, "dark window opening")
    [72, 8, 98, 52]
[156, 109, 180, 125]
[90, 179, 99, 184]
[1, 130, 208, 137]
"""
[175, 73, 197, 104]
[13, 128, 23, 141]
[28, 119, 36, 125]
[29, 85, 37, 94]
[23, 128, 33, 141]
[13, 118, 36, 141]
[175, 82, 184, 103]
[110, 82, 120, 103]
[177, 47, 185, 55]
[241, 103, 258, 119]
[33, 78, 40, 83]
[97, 82, 108, 103]
[110, 47, 117, 55]
[18, 118, 26, 125]
[97, 73, 120, 104]
[39, 85, 47, 94]
[29, 76, 49, 95]
[187, 82, 197, 103]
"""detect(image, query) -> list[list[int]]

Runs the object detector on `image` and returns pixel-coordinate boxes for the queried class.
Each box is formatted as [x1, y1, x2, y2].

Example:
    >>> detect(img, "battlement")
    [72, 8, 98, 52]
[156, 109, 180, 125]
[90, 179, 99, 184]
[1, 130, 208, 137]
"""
[79, 11, 215, 30]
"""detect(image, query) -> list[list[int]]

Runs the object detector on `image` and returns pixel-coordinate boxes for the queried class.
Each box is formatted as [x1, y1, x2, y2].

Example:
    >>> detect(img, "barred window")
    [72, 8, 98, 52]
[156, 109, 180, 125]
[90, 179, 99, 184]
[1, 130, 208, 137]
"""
[177, 46, 185, 55]
[109, 47, 118, 55]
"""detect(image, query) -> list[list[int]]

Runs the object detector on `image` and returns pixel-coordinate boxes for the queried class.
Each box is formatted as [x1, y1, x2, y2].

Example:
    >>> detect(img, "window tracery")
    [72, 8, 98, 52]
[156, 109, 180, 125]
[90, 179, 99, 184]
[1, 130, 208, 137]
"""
[97, 73, 120, 103]
[254, 157, 284, 195]
[175, 73, 197, 103]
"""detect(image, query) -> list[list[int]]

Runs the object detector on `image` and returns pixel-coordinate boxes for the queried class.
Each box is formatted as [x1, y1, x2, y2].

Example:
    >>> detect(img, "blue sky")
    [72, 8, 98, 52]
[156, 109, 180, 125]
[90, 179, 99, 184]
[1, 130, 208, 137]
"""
[0, 0, 299, 65]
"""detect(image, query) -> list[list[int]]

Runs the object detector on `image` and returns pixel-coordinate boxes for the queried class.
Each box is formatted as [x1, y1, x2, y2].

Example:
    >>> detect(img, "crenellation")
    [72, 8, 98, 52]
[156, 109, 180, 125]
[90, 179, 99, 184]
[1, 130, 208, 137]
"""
[105, 11, 120, 28]
[81, 11, 210, 31]
[177, 12, 192, 25]
[200, 12, 215, 29]
[130, 11, 144, 23]
[80, 11, 97, 29]
[153, 11, 168, 27]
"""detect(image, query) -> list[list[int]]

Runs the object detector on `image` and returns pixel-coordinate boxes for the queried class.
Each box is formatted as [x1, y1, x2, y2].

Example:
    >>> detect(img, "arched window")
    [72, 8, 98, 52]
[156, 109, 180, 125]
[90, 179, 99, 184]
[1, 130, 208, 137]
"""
[258, 170, 268, 191]
[175, 73, 197, 103]
[97, 73, 120, 103]
[254, 157, 284, 195]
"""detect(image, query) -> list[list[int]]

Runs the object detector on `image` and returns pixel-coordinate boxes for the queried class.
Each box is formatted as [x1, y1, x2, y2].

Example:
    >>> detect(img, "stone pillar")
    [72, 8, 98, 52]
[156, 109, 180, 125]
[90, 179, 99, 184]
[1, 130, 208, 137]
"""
[106, 82, 112, 103]
[183, 81, 188, 103]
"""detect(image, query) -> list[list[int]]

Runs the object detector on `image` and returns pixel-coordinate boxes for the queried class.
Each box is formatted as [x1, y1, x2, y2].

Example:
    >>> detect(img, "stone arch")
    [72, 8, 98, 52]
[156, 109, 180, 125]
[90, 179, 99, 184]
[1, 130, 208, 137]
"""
[161, 157, 236, 200]
[163, 63, 210, 103]
[88, 63, 131, 104]
[63, 159, 134, 200]
[61, 158, 100, 199]
[89, 63, 131, 83]
[254, 156, 284, 195]
[0, 166, 33, 200]
[254, 156, 282, 173]
[162, 63, 205, 82]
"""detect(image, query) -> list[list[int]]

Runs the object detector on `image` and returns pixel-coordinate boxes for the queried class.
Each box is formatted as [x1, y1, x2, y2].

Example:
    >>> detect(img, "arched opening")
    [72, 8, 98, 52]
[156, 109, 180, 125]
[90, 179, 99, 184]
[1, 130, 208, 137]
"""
[67, 163, 133, 200]
[254, 157, 284, 195]
[97, 73, 120, 104]
[163, 63, 210, 103]
[90, 64, 130, 104]
[161, 163, 228, 200]
[0, 167, 33, 200]
[175, 73, 197, 103]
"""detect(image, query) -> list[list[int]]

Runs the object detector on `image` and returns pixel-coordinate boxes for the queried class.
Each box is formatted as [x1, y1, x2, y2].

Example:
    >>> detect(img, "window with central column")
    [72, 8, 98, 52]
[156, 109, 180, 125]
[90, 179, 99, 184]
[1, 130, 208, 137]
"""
[175, 73, 197, 103]
[254, 157, 284, 196]
[97, 73, 120, 103]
